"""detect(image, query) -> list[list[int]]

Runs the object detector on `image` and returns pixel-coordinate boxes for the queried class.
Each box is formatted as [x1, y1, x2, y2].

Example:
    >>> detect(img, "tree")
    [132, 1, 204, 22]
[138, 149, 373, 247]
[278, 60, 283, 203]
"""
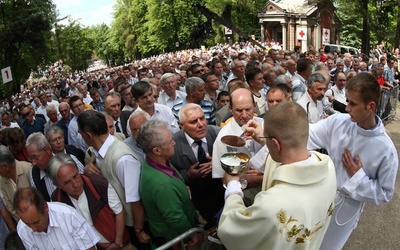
[54, 20, 94, 71]
[0, 0, 54, 96]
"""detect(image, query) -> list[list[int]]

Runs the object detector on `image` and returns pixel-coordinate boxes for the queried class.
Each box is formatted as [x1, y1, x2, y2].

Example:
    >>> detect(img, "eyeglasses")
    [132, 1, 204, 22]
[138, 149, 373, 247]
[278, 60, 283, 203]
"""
[207, 78, 218, 82]
[21, 112, 31, 117]
[29, 149, 44, 162]
[47, 95, 52, 98]
[193, 69, 205, 74]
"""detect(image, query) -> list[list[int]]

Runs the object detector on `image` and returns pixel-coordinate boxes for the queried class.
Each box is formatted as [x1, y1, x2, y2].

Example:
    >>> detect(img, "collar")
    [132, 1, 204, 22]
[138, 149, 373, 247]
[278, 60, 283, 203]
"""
[146, 156, 181, 180]
[184, 132, 206, 146]
[93, 134, 115, 159]
[271, 152, 329, 185]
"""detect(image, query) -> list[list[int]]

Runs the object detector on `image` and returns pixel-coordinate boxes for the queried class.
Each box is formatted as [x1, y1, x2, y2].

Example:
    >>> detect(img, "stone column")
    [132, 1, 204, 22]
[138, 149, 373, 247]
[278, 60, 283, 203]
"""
[281, 22, 287, 50]
[261, 23, 265, 43]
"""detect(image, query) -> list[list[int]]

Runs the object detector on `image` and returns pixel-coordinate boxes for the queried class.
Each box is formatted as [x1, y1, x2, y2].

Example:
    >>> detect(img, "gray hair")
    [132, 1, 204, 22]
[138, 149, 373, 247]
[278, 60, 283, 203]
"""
[46, 104, 57, 114]
[178, 103, 204, 123]
[47, 153, 77, 185]
[0, 145, 15, 166]
[160, 73, 176, 85]
[307, 72, 327, 88]
[126, 110, 151, 136]
[26, 132, 50, 151]
[336, 58, 344, 65]
[45, 125, 64, 142]
[185, 77, 204, 93]
[137, 119, 169, 154]
[274, 75, 291, 85]
[314, 61, 327, 71]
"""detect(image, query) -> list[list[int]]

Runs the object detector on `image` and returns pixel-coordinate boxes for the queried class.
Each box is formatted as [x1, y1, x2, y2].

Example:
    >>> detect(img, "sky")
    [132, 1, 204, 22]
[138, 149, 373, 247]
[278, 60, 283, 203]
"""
[52, 0, 116, 27]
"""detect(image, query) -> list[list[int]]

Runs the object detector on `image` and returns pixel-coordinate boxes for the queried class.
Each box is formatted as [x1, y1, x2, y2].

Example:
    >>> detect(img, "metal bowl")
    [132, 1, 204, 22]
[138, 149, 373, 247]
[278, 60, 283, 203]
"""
[220, 152, 250, 175]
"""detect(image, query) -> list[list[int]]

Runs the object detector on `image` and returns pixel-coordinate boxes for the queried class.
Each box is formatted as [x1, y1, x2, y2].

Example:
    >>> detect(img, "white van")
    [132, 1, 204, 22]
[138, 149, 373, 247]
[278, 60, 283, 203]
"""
[323, 44, 360, 56]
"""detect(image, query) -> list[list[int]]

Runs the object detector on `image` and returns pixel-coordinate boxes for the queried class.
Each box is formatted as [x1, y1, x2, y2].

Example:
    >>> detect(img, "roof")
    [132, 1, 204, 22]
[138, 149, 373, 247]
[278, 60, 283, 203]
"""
[265, 0, 317, 14]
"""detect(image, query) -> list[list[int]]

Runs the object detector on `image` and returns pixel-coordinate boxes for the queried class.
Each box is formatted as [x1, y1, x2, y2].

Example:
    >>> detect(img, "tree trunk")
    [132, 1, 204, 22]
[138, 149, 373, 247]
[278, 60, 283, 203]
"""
[395, 0, 400, 49]
[361, 0, 369, 54]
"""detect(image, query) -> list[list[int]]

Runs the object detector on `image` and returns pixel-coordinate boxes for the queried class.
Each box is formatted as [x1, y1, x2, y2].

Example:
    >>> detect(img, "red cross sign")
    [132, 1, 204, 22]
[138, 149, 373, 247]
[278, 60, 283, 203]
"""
[297, 27, 307, 41]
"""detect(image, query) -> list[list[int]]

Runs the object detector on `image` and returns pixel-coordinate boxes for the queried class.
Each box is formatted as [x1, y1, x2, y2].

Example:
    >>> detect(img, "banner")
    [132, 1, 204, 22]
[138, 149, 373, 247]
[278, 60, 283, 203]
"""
[297, 27, 307, 41]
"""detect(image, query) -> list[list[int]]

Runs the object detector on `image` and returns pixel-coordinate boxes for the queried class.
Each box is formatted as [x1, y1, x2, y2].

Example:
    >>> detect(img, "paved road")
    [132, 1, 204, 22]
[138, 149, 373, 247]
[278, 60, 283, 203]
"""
[344, 112, 400, 250]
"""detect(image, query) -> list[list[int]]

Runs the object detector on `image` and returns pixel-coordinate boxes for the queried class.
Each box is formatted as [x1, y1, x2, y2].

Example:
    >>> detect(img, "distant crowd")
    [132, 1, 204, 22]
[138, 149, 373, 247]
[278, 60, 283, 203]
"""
[0, 41, 398, 250]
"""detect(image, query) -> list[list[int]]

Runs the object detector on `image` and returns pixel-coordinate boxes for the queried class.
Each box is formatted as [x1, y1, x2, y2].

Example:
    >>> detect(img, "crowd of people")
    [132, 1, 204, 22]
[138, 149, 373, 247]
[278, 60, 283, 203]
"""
[0, 41, 399, 250]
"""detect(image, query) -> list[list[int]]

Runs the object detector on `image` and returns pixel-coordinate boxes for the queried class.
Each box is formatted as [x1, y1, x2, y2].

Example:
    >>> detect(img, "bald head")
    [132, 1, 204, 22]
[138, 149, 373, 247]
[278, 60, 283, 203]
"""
[229, 88, 256, 126]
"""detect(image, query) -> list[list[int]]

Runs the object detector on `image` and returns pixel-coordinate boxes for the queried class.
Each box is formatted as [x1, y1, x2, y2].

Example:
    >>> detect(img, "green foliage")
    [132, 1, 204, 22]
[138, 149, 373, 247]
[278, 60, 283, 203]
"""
[336, 0, 398, 51]
[0, 0, 54, 96]
[53, 20, 94, 71]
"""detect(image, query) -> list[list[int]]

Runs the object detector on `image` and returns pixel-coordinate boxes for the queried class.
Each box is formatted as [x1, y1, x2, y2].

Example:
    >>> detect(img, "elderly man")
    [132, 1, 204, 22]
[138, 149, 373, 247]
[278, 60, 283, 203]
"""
[218, 102, 336, 250]
[325, 71, 347, 113]
[132, 81, 179, 134]
[56, 102, 73, 144]
[137, 120, 201, 247]
[119, 84, 137, 111]
[46, 126, 86, 165]
[157, 73, 187, 108]
[225, 59, 246, 90]
[296, 72, 328, 123]
[47, 153, 131, 250]
[172, 77, 216, 125]
[104, 92, 132, 137]
[26, 132, 84, 202]
[212, 88, 264, 201]
[20, 105, 46, 138]
[15, 187, 99, 249]
[309, 73, 398, 250]
[0, 145, 32, 221]
[43, 104, 59, 136]
[123, 110, 150, 163]
[169, 103, 225, 227]
[77, 110, 150, 248]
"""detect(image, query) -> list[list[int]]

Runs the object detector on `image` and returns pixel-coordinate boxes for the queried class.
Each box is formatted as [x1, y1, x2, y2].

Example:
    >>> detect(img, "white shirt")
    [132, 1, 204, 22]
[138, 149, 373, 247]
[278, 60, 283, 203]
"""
[70, 183, 123, 243]
[158, 90, 187, 109]
[136, 103, 180, 134]
[68, 116, 89, 151]
[297, 92, 324, 124]
[325, 85, 347, 105]
[94, 135, 141, 202]
[36, 105, 49, 122]
[212, 117, 264, 178]
[17, 202, 99, 250]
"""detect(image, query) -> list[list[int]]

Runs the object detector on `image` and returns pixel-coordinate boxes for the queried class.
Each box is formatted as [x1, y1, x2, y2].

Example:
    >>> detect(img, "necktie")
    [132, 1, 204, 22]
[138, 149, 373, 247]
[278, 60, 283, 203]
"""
[115, 121, 121, 133]
[194, 140, 207, 164]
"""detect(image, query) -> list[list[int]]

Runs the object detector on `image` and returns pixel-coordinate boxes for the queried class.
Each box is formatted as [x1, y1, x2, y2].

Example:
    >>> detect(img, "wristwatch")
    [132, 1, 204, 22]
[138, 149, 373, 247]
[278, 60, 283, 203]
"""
[134, 228, 143, 234]
[240, 178, 248, 189]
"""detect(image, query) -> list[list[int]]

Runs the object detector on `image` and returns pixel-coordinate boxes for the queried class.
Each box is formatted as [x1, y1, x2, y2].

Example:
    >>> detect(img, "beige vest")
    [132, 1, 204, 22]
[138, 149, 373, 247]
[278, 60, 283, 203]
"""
[97, 139, 139, 226]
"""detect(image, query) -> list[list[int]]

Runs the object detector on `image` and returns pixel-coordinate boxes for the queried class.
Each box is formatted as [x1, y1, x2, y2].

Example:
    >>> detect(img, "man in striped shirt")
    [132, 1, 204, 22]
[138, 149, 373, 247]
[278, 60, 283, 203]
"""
[15, 187, 99, 250]
[172, 77, 216, 125]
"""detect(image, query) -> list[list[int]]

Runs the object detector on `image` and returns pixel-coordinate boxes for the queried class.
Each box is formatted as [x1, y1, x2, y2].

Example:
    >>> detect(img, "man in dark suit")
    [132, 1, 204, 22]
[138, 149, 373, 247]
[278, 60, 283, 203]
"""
[104, 92, 132, 137]
[169, 103, 225, 228]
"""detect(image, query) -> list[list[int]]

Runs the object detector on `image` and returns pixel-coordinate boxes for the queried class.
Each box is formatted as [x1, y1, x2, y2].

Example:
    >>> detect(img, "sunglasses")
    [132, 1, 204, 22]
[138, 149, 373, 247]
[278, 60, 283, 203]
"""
[21, 112, 31, 117]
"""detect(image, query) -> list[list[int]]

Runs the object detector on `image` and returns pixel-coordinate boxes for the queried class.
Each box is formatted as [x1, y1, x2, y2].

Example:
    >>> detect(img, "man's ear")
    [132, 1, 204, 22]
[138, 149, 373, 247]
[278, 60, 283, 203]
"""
[152, 146, 161, 156]
[368, 101, 376, 112]
[272, 138, 281, 153]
